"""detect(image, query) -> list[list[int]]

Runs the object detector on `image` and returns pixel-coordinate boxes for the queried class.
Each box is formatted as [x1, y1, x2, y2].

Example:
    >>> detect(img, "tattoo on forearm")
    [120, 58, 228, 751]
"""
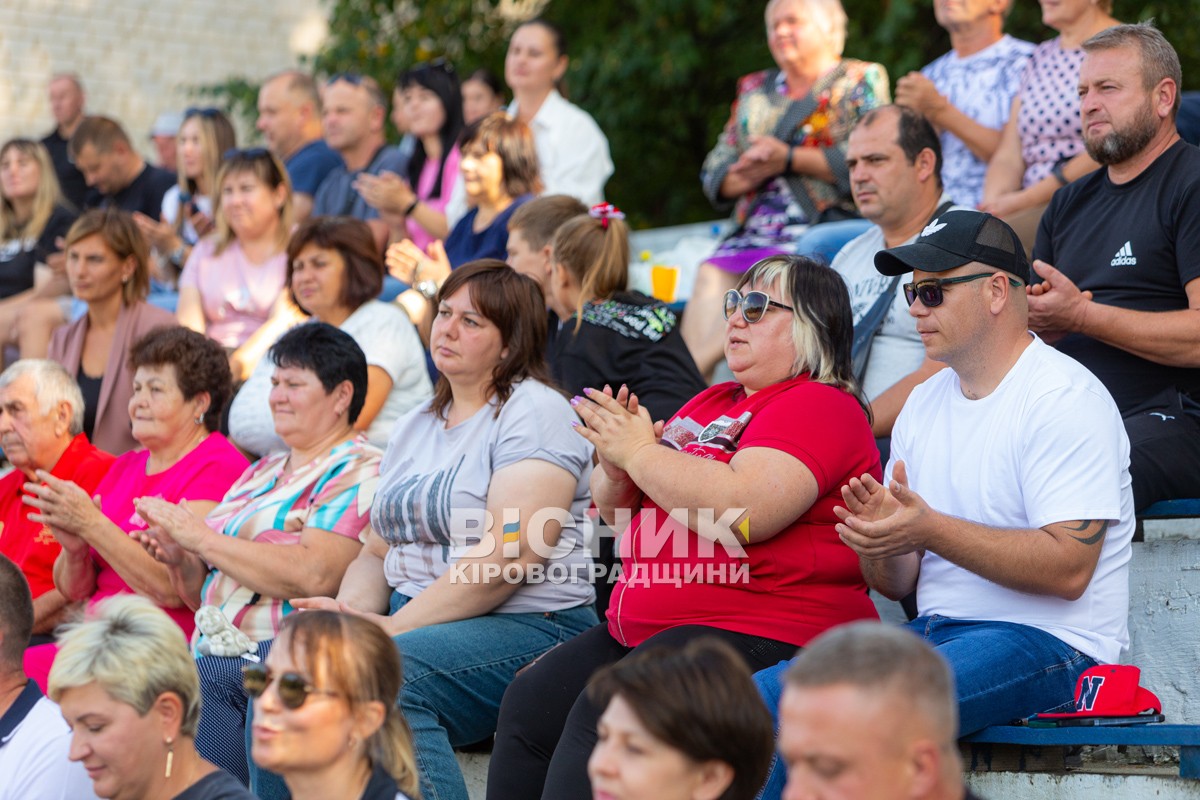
[1063, 519, 1109, 545]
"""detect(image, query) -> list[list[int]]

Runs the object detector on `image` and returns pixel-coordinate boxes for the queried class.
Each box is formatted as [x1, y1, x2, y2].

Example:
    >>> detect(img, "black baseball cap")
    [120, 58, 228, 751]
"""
[874, 209, 1029, 284]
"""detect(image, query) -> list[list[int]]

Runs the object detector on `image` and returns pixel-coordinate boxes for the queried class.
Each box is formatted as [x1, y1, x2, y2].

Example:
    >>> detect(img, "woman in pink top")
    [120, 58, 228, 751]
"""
[23, 326, 248, 688]
[980, 0, 1119, 248]
[177, 149, 294, 378]
[357, 60, 464, 252]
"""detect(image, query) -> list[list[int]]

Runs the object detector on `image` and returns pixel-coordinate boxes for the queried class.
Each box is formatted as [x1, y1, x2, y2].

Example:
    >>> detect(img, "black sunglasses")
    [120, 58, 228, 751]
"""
[724, 290, 795, 323]
[903, 272, 1023, 307]
[223, 147, 271, 161]
[327, 72, 366, 86]
[412, 57, 456, 75]
[242, 663, 337, 710]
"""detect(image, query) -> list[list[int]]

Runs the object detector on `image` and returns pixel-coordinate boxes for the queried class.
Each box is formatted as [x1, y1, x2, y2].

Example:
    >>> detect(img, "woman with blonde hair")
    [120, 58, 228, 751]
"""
[0, 137, 77, 358]
[134, 107, 237, 285]
[176, 148, 295, 379]
[247, 610, 420, 799]
[548, 203, 705, 424]
[50, 594, 255, 799]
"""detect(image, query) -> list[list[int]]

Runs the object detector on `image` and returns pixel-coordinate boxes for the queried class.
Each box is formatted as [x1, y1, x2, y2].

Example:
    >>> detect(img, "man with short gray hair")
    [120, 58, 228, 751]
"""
[778, 623, 981, 800]
[0, 360, 113, 637]
[1030, 22, 1200, 511]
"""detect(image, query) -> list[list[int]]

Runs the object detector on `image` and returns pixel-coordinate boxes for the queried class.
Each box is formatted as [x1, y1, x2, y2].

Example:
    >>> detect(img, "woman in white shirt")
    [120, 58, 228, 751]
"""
[506, 19, 613, 206]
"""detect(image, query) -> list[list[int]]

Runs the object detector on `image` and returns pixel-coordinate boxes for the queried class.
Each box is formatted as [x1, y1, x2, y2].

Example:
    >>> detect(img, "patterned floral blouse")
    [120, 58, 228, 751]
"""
[196, 435, 382, 647]
[701, 60, 890, 234]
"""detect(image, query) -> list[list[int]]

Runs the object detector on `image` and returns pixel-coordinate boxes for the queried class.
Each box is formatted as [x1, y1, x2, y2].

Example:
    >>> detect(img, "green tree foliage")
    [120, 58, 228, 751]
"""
[199, 0, 1200, 228]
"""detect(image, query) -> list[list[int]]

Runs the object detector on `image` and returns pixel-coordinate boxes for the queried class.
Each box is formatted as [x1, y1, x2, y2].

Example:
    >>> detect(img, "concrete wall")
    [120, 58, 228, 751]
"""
[0, 0, 329, 154]
[1128, 537, 1200, 723]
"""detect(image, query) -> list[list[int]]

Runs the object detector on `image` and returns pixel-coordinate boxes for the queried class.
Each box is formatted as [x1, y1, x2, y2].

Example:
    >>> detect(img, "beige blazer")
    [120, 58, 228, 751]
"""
[48, 301, 178, 456]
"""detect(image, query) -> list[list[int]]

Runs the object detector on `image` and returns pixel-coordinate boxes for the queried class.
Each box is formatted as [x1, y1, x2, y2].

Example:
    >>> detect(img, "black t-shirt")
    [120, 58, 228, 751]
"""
[0, 205, 76, 299]
[550, 290, 707, 423]
[88, 164, 176, 217]
[40, 128, 89, 210]
[1033, 139, 1200, 413]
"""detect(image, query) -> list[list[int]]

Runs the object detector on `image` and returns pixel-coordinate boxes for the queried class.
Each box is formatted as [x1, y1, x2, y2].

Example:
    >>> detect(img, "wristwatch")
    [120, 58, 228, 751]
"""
[415, 279, 439, 300]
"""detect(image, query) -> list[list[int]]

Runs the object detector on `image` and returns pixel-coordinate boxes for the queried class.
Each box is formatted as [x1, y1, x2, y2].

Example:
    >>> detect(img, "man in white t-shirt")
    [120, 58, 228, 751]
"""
[894, 0, 1033, 208]
[836, 209, 1134, 735]
[0, 555, 97, 800]
[836, 105, 964, 441]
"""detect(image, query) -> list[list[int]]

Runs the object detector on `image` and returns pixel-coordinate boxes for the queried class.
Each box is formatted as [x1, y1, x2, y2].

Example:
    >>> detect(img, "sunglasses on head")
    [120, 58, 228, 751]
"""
[242, 663, 337, 710]
[903, 272, 1023, 307]
[223, 146, 271, 161]
[327, 72, 366, 86]
[413, 57, 455, 75]
[184, 106, 221, 119]
[724, 290, 795, 323]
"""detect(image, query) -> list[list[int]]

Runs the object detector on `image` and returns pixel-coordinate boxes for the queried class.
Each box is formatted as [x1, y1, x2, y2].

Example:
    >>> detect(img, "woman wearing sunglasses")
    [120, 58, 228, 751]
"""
[488, 254, 882, 799]
[246, 611, 420, 800]
[50, 595, 256, 800]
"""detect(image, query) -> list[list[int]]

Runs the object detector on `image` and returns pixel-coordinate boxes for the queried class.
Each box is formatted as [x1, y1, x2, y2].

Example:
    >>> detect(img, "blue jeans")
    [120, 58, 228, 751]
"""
[753, 617, 1096, 800]
[391, 592, 598, 800]
[793, 218, 872, 266]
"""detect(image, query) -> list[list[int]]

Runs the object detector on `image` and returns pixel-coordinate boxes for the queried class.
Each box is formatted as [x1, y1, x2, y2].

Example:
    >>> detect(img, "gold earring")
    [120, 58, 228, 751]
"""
[164, 737, 174, 779]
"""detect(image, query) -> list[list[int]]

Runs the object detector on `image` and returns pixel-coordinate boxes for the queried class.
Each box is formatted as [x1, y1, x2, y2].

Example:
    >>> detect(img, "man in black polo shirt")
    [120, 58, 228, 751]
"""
[1030, 23, 1200, 510]
[39, 74, 90, 209]
[68, 116, 175, 217]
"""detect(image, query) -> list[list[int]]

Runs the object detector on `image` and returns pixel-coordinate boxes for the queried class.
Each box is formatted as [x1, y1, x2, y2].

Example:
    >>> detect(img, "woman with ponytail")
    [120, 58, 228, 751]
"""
[548, 203, 705, 423]
[248, 610, 420, 800]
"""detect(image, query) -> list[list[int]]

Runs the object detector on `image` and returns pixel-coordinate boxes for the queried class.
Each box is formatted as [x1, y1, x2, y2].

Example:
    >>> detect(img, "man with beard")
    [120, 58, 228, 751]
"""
[1030, 23, 1200, 511]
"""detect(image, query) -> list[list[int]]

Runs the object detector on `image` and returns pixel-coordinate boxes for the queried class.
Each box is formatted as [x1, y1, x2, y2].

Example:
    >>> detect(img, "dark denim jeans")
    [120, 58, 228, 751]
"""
[753, 617, 1096, 800]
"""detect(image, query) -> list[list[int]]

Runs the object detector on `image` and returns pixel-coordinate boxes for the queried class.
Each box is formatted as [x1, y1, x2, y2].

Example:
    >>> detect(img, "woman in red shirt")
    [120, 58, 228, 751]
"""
[488, 254, 882, 799]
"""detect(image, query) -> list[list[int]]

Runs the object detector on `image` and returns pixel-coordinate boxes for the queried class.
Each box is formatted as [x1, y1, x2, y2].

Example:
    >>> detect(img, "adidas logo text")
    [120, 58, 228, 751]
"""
[1110, 241, 1137, 267]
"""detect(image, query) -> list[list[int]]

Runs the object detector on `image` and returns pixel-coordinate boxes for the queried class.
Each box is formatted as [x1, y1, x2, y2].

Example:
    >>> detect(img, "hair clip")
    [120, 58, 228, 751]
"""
[589, 202, 625, 230]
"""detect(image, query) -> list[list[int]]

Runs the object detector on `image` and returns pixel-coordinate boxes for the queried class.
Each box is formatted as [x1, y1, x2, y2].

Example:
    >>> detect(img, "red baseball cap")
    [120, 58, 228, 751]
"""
[1034, 665, 1162, 720]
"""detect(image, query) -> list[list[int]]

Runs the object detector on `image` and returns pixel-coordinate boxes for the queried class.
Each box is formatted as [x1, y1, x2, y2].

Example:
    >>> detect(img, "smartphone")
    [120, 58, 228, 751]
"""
[1026, 713, 1165, 728]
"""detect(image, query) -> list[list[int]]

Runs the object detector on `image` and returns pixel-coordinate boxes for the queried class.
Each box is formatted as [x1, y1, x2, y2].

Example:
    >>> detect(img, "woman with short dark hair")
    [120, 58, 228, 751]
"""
[135, 322, 384, 786]
[587, 638, 775, 800]
[227, 216, 431, 456]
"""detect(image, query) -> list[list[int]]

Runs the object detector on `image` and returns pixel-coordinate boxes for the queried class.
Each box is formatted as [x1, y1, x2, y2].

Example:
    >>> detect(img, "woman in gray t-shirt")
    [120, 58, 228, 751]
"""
[296, 260, 598, 800]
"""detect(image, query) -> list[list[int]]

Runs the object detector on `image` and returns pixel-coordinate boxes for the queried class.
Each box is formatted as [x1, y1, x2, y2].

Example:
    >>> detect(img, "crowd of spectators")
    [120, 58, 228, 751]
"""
[0, 2, 1196, 800]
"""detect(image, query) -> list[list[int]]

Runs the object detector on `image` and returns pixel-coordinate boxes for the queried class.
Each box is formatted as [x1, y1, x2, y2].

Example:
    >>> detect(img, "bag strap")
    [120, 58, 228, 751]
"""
[850, 200, 954, 381]
[771, 63, 849, 223]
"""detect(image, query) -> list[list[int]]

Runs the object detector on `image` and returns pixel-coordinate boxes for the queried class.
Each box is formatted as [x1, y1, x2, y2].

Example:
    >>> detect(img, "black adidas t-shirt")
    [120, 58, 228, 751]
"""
[1033, 139, 1200, 413]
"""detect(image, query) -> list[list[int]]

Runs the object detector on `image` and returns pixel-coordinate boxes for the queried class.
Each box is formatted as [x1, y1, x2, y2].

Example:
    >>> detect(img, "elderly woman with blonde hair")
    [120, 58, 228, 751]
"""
[682, 0, 889, 379]
[49, 594, 254, 799]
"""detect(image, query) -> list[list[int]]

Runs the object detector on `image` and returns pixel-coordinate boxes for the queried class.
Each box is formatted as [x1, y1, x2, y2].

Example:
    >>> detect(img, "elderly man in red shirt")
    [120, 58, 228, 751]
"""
[0, 360, 112, 642]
